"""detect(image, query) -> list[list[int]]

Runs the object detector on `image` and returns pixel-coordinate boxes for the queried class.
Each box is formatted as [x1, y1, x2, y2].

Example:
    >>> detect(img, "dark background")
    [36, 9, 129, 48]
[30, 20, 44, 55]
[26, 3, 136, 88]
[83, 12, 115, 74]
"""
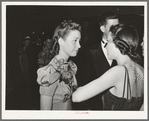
[6, 5, 144, 110]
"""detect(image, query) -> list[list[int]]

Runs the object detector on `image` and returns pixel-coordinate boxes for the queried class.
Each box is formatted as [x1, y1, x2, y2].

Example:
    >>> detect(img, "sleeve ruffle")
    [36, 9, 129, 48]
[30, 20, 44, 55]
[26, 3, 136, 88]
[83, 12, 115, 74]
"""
[37, 64, 60, 86]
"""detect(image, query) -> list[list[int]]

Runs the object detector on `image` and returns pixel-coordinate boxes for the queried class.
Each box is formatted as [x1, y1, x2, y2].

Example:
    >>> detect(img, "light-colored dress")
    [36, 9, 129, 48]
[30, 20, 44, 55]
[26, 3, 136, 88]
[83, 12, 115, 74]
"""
[37, 57, 77, 110]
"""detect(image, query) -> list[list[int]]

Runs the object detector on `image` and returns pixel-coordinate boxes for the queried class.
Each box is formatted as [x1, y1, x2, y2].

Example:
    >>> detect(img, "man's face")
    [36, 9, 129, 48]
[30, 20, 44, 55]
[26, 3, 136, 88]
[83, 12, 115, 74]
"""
[103, 19, 119, 40]
[45, 39, 52, 49]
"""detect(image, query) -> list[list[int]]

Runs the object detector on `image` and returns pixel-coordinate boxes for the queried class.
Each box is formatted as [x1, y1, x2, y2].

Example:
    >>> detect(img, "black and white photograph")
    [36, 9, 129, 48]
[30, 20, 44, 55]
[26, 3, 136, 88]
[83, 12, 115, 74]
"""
[2, 1, 148, 119]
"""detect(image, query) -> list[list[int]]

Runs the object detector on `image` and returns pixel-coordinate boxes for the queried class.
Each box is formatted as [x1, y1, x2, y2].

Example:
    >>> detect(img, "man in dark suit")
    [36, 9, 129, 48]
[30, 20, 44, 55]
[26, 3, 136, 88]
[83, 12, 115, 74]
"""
[75, 12, 119, 110]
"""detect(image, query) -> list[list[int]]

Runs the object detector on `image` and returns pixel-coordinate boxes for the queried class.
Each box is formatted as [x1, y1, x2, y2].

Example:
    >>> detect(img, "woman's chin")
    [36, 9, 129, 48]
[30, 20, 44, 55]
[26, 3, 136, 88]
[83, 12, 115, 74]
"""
[70, 52, 78, 57]
[70, 54, 77, 57]
[108, 57, 113, 60]
[107, 56, 111, 60]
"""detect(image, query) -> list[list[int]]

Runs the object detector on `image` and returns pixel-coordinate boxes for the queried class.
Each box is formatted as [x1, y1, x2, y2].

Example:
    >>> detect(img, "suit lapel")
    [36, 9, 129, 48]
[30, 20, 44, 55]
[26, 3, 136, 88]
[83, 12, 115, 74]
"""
[111, 60, 117, 67]
[90, 43, 111, 77]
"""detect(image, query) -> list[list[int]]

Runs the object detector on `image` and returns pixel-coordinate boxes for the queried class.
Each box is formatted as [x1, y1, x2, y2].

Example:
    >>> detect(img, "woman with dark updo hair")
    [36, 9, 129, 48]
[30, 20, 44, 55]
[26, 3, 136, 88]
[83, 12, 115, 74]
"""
[72, 24, 144, 110]
[36, 20, 81, 110]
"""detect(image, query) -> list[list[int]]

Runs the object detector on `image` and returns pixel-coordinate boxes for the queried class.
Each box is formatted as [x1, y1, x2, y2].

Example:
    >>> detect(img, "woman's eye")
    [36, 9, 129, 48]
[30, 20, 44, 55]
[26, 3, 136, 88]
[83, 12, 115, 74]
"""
[73, 40, 77, 42]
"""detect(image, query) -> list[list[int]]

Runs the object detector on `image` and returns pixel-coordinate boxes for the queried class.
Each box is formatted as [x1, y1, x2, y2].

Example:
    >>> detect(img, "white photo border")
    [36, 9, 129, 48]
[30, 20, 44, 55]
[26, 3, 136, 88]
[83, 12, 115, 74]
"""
[2, 1, 148, 119]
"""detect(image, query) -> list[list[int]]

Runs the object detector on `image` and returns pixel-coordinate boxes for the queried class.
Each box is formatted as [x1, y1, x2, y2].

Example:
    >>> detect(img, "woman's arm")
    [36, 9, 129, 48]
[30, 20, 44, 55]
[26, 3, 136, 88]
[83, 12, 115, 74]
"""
[72, 66, 124, 102]
[40, 95, 53, 110]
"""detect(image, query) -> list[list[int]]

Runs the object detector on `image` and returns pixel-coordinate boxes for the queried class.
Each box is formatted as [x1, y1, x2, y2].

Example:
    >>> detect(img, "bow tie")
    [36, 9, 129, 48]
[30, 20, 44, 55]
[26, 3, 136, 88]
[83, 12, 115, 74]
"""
[101, 40, 108, 48]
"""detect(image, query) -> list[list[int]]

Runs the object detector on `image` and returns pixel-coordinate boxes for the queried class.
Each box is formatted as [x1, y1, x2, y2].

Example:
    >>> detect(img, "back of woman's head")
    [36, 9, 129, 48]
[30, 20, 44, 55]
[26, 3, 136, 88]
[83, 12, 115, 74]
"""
[110, 24, 140, 62]
[51, 20, 81, 56]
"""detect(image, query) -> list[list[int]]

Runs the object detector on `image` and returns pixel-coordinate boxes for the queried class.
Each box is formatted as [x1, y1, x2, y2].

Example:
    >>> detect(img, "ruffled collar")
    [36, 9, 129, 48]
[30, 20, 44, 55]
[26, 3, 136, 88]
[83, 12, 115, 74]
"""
[37, 57, 78, 102]
[53, 57, 77, 74]
[48, 57, 77, 85]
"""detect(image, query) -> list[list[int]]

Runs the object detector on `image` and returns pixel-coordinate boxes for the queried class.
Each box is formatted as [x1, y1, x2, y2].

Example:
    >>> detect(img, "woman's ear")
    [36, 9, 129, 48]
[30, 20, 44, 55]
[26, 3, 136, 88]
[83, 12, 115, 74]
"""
[58, 37, 64, 46]
[100, 25, 105, 32]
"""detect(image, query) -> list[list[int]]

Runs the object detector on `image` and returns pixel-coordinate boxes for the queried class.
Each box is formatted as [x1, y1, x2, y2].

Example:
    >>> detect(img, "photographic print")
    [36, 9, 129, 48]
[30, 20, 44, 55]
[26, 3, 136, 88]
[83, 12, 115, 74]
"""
[2, 1, 147, 119]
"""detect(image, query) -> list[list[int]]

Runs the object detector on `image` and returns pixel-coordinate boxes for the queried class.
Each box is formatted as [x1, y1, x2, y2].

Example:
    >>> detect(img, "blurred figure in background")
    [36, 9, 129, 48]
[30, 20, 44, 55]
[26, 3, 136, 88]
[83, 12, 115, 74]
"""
[38, 37, 53, 68]
[19, 36, 31, 88]
[26, 36, 42, 110]
[141, 35, 144, 57]
[140, 35, 144, 111]
[19, 36, 32, 108]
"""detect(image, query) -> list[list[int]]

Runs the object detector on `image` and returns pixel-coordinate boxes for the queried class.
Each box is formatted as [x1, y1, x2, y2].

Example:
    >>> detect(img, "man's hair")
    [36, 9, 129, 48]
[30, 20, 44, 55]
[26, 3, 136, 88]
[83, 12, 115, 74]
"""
[99, 12, 118, 26]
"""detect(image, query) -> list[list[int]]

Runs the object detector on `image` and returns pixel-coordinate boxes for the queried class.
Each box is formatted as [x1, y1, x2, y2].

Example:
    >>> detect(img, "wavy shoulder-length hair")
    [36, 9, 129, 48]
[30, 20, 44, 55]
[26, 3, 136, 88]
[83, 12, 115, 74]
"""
[110, 24, 141, 62]
[51, 20, 81, 57]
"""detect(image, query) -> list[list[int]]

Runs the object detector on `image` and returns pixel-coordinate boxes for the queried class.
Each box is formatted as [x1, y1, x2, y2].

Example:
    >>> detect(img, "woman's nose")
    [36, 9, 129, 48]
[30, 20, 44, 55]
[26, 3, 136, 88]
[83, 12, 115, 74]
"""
[77, 41, 81, 48]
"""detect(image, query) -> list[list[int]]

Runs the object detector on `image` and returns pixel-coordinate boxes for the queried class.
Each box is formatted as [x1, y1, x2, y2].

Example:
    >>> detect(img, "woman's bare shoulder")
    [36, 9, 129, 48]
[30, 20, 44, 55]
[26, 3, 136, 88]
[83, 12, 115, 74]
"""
[101, 65, 125, 83]
[107, 65, 125, 74]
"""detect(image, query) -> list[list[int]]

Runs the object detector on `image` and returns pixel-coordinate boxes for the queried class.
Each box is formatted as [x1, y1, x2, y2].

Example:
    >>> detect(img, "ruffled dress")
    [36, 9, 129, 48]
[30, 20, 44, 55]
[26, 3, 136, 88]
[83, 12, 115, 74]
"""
[37, 57, 77, 110]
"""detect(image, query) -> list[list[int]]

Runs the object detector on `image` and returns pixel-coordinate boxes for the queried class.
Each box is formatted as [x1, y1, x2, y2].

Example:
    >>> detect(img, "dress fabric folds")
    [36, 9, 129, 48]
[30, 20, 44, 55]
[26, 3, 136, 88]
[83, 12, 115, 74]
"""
[102, 64, 143, 110]
[37, 57, 77, 110]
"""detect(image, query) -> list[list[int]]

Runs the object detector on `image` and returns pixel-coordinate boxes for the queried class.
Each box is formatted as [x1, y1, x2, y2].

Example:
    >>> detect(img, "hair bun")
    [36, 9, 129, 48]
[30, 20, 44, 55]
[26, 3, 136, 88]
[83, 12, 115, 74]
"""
[114, 39, 141, 62]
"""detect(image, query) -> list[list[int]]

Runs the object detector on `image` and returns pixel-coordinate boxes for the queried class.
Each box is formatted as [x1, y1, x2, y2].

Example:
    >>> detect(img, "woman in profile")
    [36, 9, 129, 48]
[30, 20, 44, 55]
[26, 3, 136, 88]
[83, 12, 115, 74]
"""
[37, 20, 81, 110]
[72, 24, 144, 110]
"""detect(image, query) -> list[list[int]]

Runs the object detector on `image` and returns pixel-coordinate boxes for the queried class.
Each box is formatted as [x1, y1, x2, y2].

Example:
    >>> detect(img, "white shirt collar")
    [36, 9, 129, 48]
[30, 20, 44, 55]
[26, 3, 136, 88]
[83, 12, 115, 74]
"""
[102, 38, 108, 44]
[101, 38, 112, 66]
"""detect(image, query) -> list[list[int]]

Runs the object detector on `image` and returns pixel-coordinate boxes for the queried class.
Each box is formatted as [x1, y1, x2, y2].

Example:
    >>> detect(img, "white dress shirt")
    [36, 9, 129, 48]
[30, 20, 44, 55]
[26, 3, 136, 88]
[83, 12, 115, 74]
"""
[101, 38, 113, 66]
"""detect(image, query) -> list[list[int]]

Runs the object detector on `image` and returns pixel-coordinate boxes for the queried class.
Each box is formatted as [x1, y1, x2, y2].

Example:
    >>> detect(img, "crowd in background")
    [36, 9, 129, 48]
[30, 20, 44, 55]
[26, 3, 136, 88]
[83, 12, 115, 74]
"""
[6, 12, 144, 110]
